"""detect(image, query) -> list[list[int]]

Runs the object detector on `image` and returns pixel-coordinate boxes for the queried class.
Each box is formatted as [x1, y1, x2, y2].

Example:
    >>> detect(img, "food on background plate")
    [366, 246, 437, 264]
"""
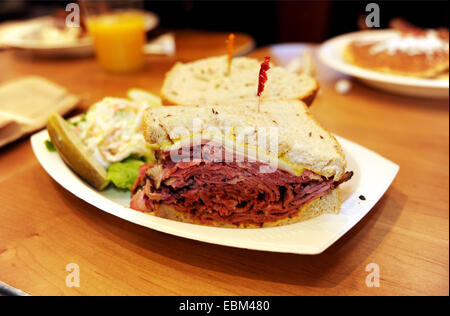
[343, 22, 449, 79]
[435, 70, 449, 81]
[36, 8, 89, 45]
[15, 10, 89, 47]
[160, 55, 319, 107]
[36, 24, 87, 46]
[130, 100, 353, 228]
[47, 91, 161, 191]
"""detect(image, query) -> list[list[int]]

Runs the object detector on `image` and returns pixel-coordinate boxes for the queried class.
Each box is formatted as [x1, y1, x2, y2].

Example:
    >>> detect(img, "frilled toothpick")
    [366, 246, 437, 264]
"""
[226, 33, 235, 75]
[257, 56, 271, 112]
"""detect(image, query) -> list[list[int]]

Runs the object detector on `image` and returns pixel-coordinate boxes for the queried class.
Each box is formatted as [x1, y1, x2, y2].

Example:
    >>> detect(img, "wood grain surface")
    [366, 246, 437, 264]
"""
[0, 31, 448, 296]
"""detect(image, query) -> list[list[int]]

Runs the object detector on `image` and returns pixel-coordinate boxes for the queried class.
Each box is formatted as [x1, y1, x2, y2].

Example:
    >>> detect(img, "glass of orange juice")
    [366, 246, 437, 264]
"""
[83, 0, 146, 73]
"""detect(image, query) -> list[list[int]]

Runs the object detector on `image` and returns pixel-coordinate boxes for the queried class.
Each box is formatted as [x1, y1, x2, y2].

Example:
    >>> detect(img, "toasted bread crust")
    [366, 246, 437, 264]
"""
[301, 80, 320, 106]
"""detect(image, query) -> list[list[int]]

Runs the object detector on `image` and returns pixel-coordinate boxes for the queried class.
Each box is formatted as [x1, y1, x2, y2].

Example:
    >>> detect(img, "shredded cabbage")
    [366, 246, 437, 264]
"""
[73, 97, 155, 167]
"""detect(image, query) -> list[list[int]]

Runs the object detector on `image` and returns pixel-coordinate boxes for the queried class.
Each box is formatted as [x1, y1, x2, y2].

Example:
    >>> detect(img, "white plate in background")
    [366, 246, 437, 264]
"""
[31, 129, 399, 255]
[0, 12, 159, 57]
[318, 30, 449, 99]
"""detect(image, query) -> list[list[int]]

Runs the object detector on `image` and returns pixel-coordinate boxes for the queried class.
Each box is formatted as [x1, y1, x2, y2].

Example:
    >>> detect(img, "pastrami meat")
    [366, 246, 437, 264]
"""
[131, 144, 353, 226]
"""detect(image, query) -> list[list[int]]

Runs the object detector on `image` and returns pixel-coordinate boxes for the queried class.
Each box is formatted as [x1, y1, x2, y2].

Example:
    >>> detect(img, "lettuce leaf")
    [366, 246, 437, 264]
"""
[106, 157, 145, 191]
[44, 140, 56, 152]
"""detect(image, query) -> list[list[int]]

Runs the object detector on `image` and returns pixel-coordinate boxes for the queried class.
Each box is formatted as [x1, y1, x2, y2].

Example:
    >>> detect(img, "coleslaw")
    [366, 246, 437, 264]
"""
[71, 97, 155, 167]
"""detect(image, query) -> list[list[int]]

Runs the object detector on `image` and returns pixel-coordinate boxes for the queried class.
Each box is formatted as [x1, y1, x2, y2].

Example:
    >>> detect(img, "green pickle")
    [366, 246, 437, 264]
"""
[47, 113, 109, 190]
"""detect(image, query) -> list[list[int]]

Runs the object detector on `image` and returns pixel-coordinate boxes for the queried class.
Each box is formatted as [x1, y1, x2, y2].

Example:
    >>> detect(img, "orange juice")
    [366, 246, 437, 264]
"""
[88, 12, 146, 73]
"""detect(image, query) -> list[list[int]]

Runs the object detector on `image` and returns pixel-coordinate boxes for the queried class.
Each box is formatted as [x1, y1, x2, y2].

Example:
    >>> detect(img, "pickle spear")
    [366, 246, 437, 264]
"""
[126, 88, 162, 107]
[47, 113, 109, 190]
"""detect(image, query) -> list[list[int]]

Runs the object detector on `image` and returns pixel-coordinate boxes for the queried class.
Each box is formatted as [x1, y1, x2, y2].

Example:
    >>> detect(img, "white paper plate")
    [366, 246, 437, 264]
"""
[318, 30, 449, 99]
[31, 129, 399, 255]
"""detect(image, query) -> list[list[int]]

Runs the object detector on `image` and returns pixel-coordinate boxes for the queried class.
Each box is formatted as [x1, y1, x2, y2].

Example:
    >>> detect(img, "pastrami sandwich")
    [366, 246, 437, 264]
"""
[130, 100, 353, 228]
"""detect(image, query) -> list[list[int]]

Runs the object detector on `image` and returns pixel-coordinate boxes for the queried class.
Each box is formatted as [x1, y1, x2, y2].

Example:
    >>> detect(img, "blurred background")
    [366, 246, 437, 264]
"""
[1, 0, 448, 46]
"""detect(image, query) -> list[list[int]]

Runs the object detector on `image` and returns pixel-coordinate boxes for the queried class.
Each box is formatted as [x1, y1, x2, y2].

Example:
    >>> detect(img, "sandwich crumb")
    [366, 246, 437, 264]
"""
[359, 195, 366, 201]
[272, 120, 278, 125]
[320, 135, 324, 139]
[309, 132, 312, 137]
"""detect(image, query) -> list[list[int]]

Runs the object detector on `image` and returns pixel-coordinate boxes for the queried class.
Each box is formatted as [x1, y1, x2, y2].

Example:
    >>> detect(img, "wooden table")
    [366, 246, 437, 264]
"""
[0, 32, 448, 296]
